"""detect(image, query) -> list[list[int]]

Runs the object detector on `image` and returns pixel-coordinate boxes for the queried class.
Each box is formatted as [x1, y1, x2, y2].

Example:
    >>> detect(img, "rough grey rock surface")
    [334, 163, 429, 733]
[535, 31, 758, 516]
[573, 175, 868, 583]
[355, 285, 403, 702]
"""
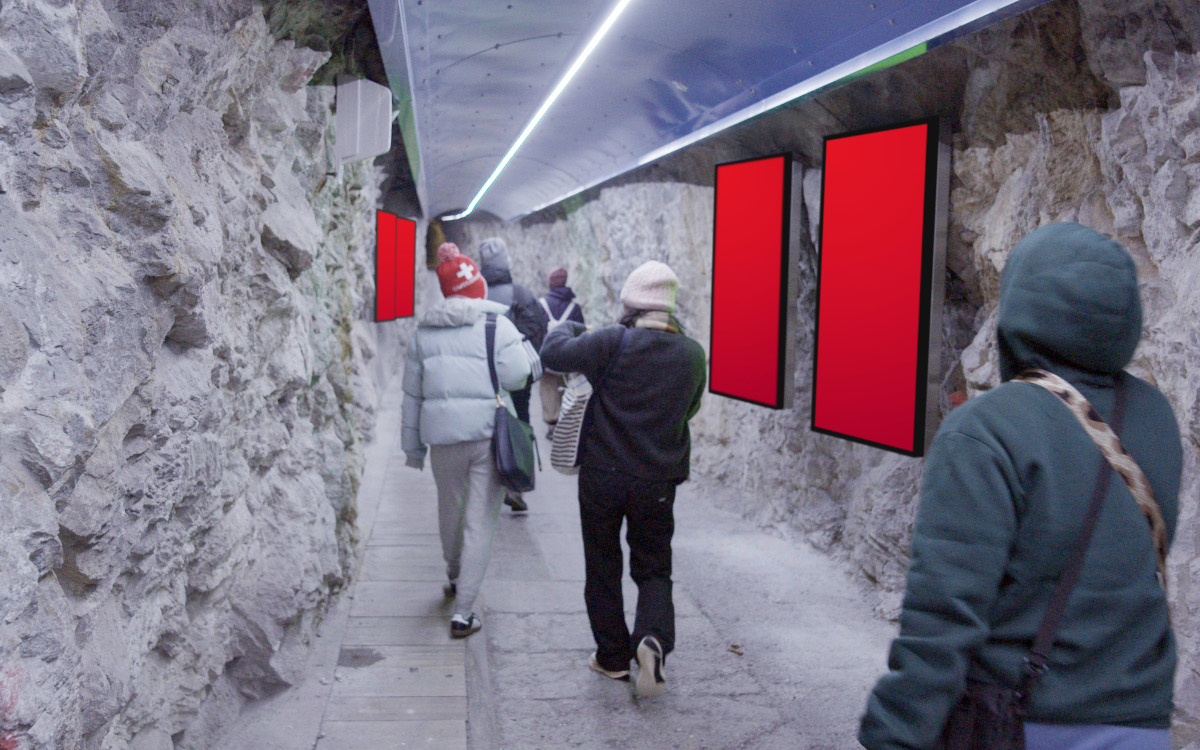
[0, 2, 408, 748]
[450, 1, 1200, 743]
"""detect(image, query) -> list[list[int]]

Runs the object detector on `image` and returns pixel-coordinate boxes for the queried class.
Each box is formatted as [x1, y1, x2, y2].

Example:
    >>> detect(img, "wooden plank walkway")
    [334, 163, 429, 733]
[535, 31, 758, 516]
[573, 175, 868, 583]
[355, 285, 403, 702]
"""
[314, 408, 469, 749]
[225, 370, 896, 749]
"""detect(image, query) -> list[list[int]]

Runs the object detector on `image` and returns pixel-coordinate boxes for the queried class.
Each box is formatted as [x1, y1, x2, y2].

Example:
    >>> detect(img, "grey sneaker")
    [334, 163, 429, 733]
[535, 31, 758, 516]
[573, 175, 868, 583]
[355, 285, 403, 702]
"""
[450, 613, 481, 638]
[635, 636, 666, 698]
[588, 653, 630, 681]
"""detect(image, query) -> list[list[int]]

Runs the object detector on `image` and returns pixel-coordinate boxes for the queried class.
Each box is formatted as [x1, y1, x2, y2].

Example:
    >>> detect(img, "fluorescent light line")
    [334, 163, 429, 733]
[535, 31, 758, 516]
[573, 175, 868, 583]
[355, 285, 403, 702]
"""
[516, 0, 1029, 220]
[441, 0, 635, 221]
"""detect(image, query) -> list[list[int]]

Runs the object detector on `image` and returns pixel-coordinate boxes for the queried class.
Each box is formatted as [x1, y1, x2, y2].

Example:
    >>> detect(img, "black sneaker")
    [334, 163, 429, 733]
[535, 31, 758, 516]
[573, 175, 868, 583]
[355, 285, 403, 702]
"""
[450, 613, 481, 638]
[546, 424, 556, 440]
[635, 636, 666, 698]
[504, 493, 528, 512]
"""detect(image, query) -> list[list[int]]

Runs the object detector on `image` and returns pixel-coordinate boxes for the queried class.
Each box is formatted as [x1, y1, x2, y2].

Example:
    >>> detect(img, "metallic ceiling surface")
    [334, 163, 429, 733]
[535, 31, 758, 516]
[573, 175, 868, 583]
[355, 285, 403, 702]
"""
[369, 1, 1033, 221]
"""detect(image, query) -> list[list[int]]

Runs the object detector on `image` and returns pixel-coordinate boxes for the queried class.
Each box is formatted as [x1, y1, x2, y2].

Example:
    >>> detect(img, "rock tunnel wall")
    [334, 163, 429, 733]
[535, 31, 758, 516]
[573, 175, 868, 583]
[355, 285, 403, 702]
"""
[452, 0, 1200, 741]
[0, 1, 409, 747]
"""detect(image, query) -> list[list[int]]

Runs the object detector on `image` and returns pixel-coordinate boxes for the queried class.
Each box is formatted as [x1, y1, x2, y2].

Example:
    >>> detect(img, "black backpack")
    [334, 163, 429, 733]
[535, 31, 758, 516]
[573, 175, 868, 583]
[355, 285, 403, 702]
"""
[508, 284, 548, 351]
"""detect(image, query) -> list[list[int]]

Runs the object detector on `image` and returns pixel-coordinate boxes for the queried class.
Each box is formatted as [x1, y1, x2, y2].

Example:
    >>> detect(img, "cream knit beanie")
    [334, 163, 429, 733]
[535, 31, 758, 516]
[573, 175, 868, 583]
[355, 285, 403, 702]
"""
[619, 260, 679, 312]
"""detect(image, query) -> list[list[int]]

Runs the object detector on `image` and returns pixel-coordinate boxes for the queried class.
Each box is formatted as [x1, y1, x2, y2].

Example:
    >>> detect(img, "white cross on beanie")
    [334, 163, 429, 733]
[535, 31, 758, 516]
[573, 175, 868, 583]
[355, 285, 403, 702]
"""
[457, 261, 474, 281]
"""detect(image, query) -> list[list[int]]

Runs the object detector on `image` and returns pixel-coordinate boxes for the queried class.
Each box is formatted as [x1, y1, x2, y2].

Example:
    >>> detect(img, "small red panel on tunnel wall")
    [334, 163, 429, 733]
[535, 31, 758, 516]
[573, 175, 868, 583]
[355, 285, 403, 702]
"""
[395, 216, 415, 319]
[376, 210, 398, 321]
[710, 154, 793, 409]
[812, 120, 939, 456]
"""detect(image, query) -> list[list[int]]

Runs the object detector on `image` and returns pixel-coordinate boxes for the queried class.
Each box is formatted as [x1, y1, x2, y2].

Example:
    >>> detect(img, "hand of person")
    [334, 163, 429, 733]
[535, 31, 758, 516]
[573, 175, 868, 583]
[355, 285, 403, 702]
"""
[405, 454, 425, 471]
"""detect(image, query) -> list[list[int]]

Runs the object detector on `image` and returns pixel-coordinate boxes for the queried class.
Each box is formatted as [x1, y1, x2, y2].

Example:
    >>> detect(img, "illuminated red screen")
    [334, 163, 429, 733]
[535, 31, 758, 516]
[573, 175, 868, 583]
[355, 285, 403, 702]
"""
[376, 210, 397, 321]
[812, 121, 936, 455]
[376, 211, 415, 321]
[395, 216, 415, 318]
[710, 154, 791, 408]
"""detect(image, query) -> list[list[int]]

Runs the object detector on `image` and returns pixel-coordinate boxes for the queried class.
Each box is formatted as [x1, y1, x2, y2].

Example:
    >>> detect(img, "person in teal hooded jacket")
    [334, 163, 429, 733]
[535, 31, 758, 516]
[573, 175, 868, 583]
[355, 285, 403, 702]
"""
[859, 223, 1182, 750]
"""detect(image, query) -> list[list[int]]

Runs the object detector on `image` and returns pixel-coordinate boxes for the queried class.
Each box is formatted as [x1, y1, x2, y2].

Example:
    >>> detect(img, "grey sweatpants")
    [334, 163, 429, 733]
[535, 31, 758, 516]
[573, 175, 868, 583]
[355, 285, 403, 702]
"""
[429, 439, 504, 617]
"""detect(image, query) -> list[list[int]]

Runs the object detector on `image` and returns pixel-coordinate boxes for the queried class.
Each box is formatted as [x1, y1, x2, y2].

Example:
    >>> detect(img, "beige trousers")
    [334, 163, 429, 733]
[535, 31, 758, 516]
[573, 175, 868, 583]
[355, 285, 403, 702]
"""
[539, 372, 566, 424]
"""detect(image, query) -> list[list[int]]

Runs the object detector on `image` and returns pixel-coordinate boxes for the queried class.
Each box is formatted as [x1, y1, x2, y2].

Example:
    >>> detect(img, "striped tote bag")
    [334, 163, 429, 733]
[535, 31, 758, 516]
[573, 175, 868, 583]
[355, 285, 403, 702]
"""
[549, 372, 591, 474]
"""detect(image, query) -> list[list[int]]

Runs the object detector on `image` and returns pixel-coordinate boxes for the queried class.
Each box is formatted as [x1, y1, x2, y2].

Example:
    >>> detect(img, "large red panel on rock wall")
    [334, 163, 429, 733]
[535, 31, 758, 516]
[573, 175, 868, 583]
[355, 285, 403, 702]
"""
[395, 216, 415, 319]
[812, 120, 939, 455]
[710, 154, 793, 409]
[376, 210, 398, 321]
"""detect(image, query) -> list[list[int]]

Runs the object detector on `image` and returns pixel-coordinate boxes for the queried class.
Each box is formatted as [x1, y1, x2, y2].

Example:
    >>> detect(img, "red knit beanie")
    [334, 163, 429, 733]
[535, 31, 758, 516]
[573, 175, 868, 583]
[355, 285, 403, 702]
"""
[437, 254, 486, 299]
[548, 267, 568, 288]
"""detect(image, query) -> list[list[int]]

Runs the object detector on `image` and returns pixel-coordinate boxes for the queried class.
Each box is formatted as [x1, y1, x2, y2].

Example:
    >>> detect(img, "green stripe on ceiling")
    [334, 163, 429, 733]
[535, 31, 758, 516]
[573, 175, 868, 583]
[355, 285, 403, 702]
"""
[843, 42, 928, 83]
[394, 86, 420, 183]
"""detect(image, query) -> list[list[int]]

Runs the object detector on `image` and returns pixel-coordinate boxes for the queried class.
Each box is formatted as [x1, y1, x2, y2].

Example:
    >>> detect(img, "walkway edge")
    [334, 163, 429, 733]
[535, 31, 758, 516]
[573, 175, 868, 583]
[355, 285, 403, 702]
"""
[465, 617, 500, 749]
[221, 372, 407, 750]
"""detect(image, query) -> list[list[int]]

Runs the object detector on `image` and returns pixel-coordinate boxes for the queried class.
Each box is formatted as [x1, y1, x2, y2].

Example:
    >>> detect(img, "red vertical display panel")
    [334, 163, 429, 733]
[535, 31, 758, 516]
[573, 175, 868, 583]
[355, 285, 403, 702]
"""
[710, 154, 793, 408]
[395, 216, 416, 318]
[376, 210, 398, 321]
[812, 120, 939, 456]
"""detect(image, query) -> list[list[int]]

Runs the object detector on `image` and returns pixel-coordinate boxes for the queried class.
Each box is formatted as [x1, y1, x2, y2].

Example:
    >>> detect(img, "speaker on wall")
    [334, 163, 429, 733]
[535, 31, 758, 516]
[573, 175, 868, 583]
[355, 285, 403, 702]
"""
[336, 78, 393, 166]
[811, 118, 949, 456]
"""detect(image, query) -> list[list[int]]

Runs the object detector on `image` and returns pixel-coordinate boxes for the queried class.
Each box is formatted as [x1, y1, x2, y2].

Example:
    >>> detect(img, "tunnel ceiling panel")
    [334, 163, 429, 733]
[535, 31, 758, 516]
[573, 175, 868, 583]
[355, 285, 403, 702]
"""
[369, 0, 1048, 221]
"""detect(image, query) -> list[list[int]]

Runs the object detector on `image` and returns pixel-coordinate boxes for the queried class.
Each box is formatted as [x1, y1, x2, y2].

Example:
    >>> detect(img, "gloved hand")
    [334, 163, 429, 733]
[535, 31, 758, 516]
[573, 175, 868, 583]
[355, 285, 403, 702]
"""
[405, 454, 425, 471]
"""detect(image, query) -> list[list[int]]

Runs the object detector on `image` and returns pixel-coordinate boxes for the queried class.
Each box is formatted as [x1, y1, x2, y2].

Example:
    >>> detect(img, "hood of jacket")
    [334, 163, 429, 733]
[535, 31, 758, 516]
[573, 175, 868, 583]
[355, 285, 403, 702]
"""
[420, 296, 509, 328]
[479, 237, 513, 285]
[997, 222, 1142, 381]
[546, 286, 576, 305]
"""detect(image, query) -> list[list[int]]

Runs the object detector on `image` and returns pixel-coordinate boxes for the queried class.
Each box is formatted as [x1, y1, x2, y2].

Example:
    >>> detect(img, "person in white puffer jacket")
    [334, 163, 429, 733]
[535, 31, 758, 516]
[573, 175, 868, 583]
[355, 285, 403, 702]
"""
[402, 243, 532, 638]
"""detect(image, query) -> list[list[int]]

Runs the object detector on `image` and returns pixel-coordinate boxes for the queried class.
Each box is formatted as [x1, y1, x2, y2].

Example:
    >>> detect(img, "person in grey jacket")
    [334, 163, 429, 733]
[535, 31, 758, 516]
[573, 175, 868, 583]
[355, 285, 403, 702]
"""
[402, 243, 533, 638]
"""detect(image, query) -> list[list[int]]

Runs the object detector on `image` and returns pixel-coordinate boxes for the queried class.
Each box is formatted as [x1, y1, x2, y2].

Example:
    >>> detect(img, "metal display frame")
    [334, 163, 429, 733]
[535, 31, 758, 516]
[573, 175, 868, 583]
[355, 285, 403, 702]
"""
[810, 117, 949, 456]
[708, 153, 801, 410]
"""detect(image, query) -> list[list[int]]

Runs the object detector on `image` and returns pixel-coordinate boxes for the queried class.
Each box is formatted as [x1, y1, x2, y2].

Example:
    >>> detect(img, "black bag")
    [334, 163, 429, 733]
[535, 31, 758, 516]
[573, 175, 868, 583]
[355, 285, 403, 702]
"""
[936, 376, 1131, 750]
[938, 678, 1027, 750]
[485, 314, 537, 492]
[507, 285, 548, 351]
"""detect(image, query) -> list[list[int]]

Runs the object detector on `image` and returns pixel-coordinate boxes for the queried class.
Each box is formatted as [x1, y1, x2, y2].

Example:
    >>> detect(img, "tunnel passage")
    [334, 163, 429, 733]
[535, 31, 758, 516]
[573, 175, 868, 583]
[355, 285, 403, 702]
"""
[2, 0, 1200, 747]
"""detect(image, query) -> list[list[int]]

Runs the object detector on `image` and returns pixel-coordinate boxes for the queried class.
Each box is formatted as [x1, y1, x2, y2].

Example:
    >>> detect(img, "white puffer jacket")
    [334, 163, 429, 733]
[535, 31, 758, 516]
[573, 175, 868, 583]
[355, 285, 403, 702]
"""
[402, 297, 532, 461]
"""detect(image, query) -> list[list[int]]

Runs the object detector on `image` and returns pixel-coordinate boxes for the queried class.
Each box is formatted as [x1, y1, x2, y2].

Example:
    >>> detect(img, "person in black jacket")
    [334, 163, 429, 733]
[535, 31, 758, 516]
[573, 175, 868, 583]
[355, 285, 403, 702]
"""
[540, 260, 706, 698]
[478, 236, 546, 513]
[536, 267, 586, 438]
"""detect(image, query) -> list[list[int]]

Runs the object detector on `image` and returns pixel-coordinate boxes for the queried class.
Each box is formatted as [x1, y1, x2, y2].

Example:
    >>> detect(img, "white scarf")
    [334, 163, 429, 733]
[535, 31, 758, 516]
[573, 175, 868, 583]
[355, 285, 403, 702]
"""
[632, 310, 677, 332]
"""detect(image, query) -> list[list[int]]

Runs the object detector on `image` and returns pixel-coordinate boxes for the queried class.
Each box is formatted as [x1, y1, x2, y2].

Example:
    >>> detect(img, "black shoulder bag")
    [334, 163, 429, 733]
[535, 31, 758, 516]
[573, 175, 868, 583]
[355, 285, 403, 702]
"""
[937, 374, 1132, 750]
[486, 313, 537, 493]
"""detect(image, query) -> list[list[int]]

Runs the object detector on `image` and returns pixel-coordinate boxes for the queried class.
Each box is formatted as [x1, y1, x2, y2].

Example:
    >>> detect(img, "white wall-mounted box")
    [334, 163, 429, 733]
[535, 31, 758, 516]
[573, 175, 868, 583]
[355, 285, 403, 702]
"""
[336, 78, 392, 165]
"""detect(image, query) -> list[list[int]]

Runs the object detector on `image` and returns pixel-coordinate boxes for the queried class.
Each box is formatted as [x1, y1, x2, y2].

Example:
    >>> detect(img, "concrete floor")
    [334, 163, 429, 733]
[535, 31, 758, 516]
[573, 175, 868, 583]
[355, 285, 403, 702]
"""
[225, 374, 897, 749]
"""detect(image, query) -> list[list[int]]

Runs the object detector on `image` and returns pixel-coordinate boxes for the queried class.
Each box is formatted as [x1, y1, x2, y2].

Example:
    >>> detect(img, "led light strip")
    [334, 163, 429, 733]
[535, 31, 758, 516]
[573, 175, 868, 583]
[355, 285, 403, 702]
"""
[442, 0, 635, 220]
[516, 0, 1031, 220]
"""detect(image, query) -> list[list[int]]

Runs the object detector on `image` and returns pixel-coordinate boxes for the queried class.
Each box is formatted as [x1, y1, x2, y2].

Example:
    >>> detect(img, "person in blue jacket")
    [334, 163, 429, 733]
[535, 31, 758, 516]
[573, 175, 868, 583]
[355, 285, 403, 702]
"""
[859, 223, 1181, 749]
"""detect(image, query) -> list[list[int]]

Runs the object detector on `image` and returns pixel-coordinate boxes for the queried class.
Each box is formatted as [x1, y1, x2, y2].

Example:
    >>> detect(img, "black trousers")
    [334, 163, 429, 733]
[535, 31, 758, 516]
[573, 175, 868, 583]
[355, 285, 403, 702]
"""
[578, 467, 676, 672]
[512, 381, 532, 423]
